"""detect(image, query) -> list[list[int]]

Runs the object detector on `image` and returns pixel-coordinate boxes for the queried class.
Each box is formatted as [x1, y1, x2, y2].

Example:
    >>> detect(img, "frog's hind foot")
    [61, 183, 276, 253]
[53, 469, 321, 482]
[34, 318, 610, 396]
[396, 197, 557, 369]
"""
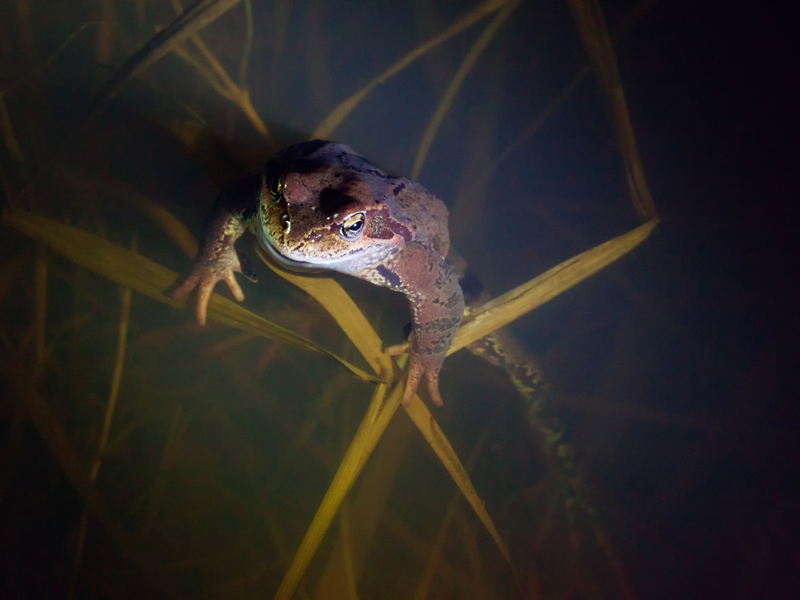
[386, 345, 445, 407]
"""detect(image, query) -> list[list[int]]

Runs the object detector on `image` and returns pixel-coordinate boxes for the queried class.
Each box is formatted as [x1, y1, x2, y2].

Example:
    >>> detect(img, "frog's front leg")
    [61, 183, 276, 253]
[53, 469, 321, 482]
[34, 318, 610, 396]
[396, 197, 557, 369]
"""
[172, 175, 261, 324]
[382, 242, 465, 406]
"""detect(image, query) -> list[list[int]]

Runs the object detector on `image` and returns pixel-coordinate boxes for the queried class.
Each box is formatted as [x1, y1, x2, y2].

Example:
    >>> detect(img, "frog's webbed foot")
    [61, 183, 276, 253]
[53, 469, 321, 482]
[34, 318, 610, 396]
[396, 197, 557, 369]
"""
[172, 247, 249, 325]
[385, 343, 446, 407]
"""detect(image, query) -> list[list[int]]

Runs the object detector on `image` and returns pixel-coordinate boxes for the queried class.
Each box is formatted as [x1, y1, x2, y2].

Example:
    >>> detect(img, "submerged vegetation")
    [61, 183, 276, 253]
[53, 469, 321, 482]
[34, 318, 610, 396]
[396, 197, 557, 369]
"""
[1, 0, 659, 597]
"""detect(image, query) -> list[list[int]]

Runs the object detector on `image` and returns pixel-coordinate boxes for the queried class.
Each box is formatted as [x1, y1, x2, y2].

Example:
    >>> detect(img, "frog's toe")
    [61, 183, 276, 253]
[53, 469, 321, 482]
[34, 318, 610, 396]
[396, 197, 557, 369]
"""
[193, 277, 215, 325]
[172, 262, 246, 325]
[193, 269, 245, 325]
[223, 272, 245, 301]
[402, 352, 445, 407]
[171, 271, 201, 302]
[401, 364, 422, 407]
[424, 369, 444, 407]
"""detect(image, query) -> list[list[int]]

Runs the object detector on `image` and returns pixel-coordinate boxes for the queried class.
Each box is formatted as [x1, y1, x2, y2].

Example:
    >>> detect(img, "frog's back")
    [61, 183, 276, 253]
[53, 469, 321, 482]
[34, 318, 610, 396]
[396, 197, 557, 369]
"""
[388, 179, 451, 259]
[280, 141, 452, 259]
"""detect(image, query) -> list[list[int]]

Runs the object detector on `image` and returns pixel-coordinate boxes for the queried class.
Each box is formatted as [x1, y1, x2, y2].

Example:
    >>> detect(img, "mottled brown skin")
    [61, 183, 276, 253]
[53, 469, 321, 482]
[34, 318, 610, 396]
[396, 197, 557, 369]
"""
[173, 141, 464, 406]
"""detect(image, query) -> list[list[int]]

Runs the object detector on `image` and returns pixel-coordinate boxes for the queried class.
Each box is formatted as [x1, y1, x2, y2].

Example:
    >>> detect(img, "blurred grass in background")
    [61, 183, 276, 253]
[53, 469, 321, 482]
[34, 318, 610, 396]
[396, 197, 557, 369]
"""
[0, 1, 663, 598]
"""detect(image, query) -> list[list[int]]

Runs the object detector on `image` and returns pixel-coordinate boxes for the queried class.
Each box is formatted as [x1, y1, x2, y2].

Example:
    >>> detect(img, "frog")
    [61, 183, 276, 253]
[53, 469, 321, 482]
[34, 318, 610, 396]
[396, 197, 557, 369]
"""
[172, 140, 464, 407]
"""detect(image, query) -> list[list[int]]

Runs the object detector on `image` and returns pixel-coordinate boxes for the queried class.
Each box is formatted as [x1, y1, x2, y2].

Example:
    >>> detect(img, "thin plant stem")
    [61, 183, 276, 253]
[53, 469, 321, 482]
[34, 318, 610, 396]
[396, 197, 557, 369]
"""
[569, 0, 656, 218]
[0, 92, 24, 163]
[237, 0, 253, 87]
[170, 0, 276, 150]
[312, 0, 512, 139]
[411, 0, 520, 179]
[69, 235, 134, 599]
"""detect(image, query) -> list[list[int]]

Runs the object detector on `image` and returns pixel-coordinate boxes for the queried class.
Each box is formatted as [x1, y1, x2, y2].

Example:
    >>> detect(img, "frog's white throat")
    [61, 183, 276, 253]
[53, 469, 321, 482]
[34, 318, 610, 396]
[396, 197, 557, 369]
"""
[255, 230, 396, 277]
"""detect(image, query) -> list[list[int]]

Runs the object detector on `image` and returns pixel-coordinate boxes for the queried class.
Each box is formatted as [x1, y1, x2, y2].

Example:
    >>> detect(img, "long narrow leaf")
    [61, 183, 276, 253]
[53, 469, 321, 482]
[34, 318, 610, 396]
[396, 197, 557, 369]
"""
[569, 0, 656, 218]
[312, 0, 511, 139]
[257, 245, 514, 593]
[256, 245, 394, 383]
[1, 209, 373, 383]
[411, 0, 521, 179]
[89, 0, 241, 114]
[404, 392, 510, 562]
[273, 382, 400, 600]
[451, 219, 659, 353]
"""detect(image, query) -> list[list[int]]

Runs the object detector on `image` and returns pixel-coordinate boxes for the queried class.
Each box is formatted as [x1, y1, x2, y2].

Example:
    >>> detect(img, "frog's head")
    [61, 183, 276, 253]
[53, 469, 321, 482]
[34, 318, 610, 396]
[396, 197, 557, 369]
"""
[257, 142, 412, 273]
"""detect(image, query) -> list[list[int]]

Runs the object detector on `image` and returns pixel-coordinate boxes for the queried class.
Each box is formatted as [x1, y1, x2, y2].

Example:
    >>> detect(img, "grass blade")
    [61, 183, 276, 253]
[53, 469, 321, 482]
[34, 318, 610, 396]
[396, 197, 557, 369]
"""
[312, 0, 511, 139]
[411, 0, 521, 179]
[568, 0, 657, 218]
[404, 393, 510, 563]
[451, 219, 659, 353]
[89, 0, 242, 114]
[256, 245, 394, 383]
[1, 209, 374, 383]
[273, 382, 400, 600]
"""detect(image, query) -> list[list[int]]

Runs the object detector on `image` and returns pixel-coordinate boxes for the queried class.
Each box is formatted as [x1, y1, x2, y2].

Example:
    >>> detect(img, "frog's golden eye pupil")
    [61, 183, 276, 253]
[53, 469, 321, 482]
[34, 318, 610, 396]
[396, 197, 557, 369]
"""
[341, 212, 366, 239]
[269, 176, 285, 203]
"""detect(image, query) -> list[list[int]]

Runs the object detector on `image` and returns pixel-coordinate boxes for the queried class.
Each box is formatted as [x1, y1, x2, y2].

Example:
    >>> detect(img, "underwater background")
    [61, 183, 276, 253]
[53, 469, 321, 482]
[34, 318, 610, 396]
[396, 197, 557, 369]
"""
[0, 0, 796, 598]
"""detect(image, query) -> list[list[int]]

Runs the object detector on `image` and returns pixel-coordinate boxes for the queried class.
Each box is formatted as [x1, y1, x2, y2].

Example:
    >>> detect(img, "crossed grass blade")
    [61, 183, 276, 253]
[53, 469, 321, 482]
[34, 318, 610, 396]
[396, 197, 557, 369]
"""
[2, 203, 659, 598]
[256, 244, 512, 594]
[451, 218, 660, 353]
[119, 165, 504, 589]
[89, 0, 242, 115]
[311, 0, 512, 140]
[1, 208, 373, 383]
[263, 219, 659, 599]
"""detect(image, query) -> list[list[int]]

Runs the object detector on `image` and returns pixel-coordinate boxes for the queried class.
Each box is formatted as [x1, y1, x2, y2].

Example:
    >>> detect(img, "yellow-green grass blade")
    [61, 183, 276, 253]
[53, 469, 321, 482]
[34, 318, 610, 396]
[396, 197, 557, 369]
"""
[256, 245, 394, 384]
[273, 381, 399, 600]
[1, 209, 374, 383]
[257, 247, 513, 595]
[404, 392, 510, 563]
[451, 219, 659, 353]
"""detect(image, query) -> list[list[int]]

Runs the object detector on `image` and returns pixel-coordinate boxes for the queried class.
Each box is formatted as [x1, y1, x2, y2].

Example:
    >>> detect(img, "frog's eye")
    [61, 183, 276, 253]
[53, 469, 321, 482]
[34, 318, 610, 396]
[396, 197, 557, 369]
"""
[267, 175, 286, 203]
[340, 212, 366, 239]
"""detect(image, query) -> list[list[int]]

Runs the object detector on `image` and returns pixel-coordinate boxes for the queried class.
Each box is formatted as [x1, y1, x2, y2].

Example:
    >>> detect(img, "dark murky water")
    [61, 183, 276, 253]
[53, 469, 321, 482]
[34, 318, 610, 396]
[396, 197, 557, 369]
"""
[0, 1, 796, 598]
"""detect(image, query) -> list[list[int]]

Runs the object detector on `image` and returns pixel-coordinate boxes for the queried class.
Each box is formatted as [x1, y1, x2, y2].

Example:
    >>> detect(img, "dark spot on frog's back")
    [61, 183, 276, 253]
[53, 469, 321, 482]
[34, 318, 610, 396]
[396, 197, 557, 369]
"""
[392, 182, 405, 196]
[376, 265, 402, 290]
[319, 188, 357, 215]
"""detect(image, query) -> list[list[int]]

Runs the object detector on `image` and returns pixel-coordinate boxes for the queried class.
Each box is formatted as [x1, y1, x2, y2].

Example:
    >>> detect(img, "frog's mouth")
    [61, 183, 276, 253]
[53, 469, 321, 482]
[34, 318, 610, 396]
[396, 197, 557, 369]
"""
[256, 237, 325, 274]
[257, 224, 376, 274]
